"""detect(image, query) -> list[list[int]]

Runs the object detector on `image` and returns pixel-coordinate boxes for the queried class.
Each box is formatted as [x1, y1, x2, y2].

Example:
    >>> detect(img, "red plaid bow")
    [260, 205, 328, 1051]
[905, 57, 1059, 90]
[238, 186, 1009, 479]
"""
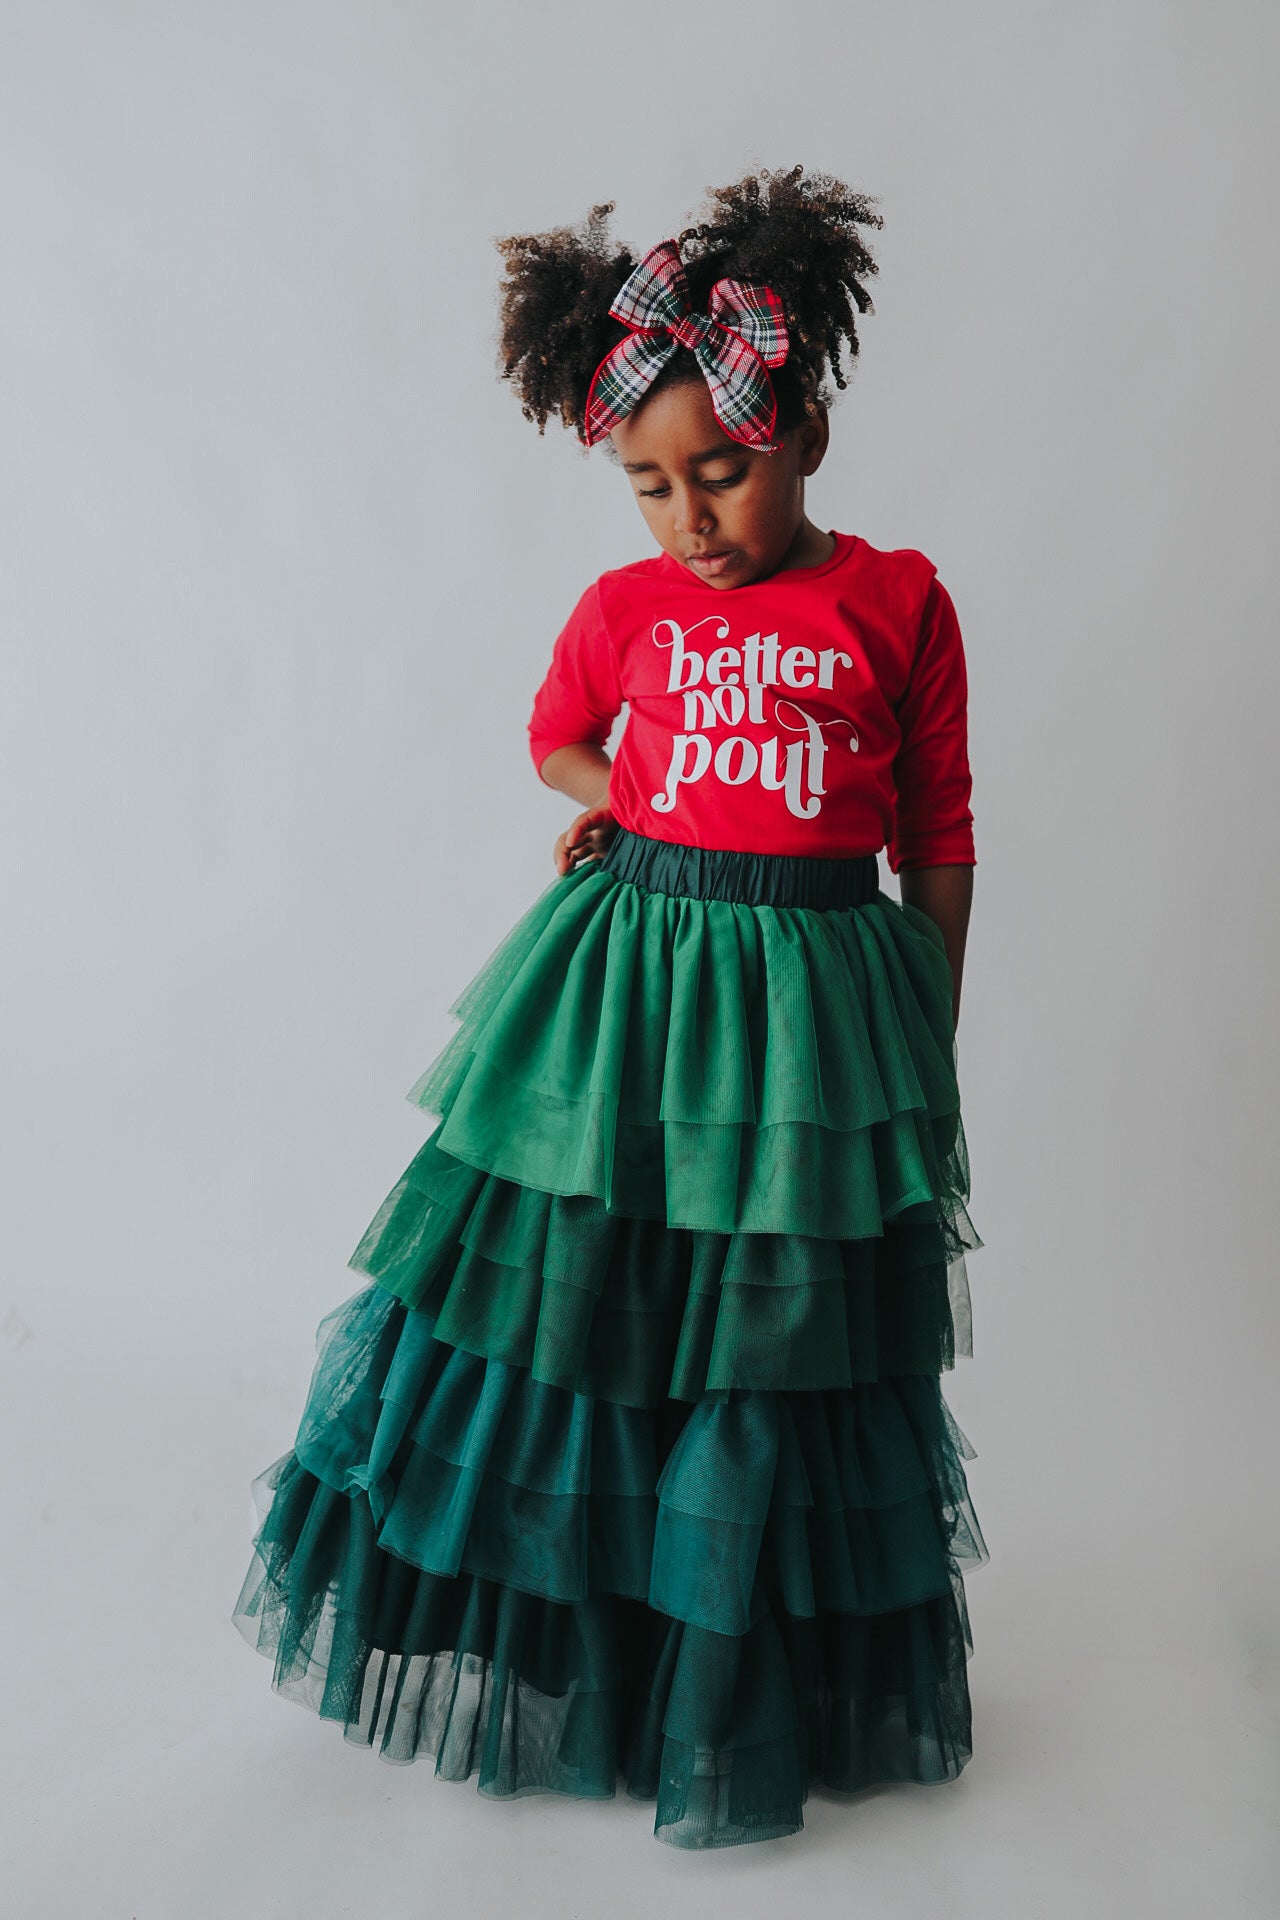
[583, 239, 790, 453]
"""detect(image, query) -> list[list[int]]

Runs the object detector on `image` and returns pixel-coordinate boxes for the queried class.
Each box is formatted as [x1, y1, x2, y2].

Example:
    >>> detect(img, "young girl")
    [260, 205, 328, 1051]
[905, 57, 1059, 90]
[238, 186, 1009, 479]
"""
[233, 163, 989, 1851]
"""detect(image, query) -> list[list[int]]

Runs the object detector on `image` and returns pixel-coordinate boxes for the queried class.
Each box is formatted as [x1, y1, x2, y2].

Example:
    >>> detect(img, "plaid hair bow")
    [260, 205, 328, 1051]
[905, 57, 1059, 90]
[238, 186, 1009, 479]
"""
[583, 239, 790, 453]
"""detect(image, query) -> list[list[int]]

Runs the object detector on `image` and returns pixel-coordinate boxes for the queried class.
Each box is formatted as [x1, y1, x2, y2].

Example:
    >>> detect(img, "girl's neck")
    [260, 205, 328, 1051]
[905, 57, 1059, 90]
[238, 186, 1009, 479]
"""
[777, 516, 837, 572]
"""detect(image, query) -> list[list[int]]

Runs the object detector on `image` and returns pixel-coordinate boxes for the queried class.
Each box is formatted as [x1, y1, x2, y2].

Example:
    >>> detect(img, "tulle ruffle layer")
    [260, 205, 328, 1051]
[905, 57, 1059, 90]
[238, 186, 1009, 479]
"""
[274, 1286, 987, 1627]
[347, 1124, 975, 1405]
[404, 859, 975, 1242]
[233, 1281, 986, 1847]
[234, 1458, 977, 1848]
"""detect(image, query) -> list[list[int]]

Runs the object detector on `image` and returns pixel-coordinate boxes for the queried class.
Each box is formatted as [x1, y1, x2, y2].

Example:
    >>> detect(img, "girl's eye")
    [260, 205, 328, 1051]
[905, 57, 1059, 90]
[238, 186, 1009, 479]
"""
[638, 470, 746, 499]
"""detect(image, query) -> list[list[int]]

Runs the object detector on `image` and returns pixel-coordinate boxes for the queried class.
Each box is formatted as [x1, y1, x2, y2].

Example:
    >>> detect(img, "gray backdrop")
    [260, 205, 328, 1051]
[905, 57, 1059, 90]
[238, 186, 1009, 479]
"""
[3, 2, 1275, 1914]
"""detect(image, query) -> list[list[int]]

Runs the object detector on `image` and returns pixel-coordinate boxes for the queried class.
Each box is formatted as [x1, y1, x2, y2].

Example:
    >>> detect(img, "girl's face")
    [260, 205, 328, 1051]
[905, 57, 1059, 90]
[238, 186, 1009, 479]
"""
[608, 375, 831, 590]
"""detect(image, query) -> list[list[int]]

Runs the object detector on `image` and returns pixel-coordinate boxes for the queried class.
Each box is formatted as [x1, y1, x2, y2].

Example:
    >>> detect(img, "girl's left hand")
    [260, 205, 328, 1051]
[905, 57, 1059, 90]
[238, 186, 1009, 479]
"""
[555, 804, 617, 875]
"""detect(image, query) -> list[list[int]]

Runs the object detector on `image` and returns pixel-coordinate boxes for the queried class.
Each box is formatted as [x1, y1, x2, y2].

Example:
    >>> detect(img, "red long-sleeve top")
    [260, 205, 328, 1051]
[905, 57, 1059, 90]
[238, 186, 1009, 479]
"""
[527, 531, 975, 871]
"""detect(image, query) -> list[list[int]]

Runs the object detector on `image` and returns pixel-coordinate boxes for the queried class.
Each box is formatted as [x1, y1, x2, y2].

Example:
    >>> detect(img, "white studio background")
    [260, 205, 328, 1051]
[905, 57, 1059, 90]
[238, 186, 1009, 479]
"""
[2, 3, 1276, 1915]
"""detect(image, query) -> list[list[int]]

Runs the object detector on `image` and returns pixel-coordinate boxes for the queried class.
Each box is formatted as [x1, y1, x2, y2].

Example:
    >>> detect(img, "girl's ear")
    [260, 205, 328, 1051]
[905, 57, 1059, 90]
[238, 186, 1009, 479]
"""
[793, 405, 831, 477]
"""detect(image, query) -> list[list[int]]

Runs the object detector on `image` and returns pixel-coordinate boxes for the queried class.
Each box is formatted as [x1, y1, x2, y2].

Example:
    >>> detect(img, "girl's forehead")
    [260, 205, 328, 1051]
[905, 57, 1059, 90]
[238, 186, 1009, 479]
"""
[610, 379, 753, 468]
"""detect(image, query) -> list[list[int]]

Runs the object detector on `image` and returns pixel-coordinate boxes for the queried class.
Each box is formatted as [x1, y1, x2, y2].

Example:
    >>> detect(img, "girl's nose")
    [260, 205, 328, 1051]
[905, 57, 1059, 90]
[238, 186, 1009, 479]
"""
[673, 493, 714, 536]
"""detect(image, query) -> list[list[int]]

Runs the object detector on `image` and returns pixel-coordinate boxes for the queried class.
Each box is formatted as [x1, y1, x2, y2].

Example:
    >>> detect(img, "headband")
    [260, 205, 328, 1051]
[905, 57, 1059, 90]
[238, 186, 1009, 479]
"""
[582, 239, 790, 454]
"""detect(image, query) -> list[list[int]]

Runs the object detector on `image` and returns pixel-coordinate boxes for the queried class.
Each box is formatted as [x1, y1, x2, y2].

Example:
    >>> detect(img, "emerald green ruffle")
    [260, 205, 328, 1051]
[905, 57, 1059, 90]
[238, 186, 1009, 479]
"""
[347, 1126, 976, 1405]
[263, 1286, 986, 1625]
[233, 1283, 986, 1847]
[234, 1457, 977, 1846]
[405, 859, 972, 1240]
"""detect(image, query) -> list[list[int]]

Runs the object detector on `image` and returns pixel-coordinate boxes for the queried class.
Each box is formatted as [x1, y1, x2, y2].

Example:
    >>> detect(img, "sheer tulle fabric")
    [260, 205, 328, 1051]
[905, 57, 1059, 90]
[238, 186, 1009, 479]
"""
[404, 858, 971, 1237]
[233, 833, 988, 1849]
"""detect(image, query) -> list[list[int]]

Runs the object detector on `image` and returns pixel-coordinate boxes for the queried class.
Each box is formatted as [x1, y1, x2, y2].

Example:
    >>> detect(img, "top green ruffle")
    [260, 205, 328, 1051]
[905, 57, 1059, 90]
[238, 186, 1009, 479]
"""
[403, 860, 969, 1240]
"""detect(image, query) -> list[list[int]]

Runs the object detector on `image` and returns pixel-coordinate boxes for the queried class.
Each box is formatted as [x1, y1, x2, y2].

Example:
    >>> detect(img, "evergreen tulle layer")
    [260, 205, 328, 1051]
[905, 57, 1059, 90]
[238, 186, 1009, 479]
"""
[233, 841, 988, 1849]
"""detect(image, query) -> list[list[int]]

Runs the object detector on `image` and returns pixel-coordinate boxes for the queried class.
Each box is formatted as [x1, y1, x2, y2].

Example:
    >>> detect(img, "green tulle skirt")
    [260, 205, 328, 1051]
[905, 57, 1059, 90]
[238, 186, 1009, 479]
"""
[232, 827, 989, 1849]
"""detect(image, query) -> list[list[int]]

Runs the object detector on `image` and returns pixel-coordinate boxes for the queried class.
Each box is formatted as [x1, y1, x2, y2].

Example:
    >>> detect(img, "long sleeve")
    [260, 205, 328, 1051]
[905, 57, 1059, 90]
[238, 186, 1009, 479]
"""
[885, 575, 976, 873]
[527, 580, 625, 785]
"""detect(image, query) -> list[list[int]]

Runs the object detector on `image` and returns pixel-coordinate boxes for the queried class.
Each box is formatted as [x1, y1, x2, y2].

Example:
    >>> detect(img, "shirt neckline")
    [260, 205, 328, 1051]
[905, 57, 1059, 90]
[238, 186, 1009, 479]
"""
[657, 529, 860, 591]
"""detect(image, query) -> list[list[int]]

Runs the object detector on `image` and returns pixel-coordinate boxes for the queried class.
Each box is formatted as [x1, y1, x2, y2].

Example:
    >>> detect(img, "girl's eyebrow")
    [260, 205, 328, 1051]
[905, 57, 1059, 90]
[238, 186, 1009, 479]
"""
[623, 447, 742, 473]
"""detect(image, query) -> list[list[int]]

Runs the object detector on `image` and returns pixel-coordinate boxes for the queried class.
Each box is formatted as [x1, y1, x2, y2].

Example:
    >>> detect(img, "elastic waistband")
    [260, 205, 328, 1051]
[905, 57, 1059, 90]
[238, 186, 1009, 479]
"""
[598, 828, 881, 909]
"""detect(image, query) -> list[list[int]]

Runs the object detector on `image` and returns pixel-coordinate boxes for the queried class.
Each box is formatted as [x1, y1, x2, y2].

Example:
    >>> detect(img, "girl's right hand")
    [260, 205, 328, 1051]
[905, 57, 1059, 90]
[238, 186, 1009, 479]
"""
[554, 804, 617, 876]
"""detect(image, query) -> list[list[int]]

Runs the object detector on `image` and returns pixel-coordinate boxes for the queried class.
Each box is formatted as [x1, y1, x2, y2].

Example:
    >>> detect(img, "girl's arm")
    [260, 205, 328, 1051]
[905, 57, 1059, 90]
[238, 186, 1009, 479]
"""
[898, 863, 972, 1033]
[539, 743, 616, 875]
[539, 743, 612, 810]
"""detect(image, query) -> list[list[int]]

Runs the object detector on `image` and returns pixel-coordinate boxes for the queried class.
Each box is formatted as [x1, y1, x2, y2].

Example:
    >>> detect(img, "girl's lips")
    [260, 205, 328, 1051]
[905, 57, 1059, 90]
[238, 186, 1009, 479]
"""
[688, 549, 737, 575]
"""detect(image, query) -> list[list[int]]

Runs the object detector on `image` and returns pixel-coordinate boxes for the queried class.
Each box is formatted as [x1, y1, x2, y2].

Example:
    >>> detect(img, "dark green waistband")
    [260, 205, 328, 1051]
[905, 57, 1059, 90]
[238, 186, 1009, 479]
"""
[598, 828, 881, 909]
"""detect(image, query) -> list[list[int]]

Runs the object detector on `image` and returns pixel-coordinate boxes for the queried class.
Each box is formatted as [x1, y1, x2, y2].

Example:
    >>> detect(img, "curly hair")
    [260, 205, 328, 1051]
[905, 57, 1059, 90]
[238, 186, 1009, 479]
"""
[494, 165, 883, 445]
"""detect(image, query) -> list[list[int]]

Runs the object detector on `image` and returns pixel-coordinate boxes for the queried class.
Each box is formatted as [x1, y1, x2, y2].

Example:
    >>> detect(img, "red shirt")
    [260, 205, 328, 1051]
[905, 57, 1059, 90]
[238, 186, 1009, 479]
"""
[527, 531, 975, 871]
